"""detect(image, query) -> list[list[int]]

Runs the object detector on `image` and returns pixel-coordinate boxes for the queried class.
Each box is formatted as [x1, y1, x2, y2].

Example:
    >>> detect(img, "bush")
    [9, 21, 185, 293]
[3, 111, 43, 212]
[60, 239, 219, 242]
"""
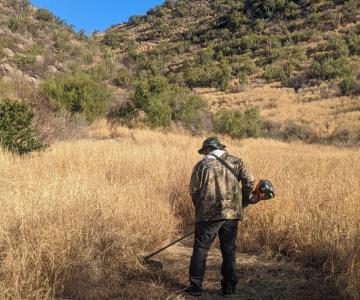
[171, 92, 206, 130]
[0, 99, 46, 155]
[12, 54, 36, 70]
[128, 15, 143, 26]
[339, 76, 360, 96]
[308, 56, 352, 81]
[184, 62, 232, 90]
[35, 8, 54, 22]
[107, 100, 138, 128]
[102, 31, 121, 48]
[345, 31, 360, 55]
[213, 107, 261, 139]
[282, 120, 319, 142]
[41, 72, 113, 122]
[130, 75, 207, 129]
[113, 68, 133, 88]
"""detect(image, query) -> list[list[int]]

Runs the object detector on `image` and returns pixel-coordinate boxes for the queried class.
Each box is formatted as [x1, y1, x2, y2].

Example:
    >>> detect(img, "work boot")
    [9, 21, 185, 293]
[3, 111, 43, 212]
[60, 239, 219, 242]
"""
[222, 283, 236, 297]
[185, 284, 202, 297]
[222, 288, 235, 296]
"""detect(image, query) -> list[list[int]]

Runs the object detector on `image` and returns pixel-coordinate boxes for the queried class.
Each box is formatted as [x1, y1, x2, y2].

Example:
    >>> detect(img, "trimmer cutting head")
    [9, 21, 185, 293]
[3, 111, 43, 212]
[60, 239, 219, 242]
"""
[139, 256, 163, 270]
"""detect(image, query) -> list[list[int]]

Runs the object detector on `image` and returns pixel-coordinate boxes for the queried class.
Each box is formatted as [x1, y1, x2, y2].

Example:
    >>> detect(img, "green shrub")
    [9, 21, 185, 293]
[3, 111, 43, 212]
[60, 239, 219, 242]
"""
[264, 63, 296, 84]
[41, 72, 112, 122]
[345, 31, 360, 55]
[130, 75, 207, 129]
[339, 76, 360, 96]
[7, 14, 27, 32]
[244, 0, 301, 20]
[131, 76, 173, 128]
[107, 100, 138, 128]
[113, 68, 133, 88]
[319, 37, 349, 58]
[12, 54, 36, 70]
[35, 8, 54, 22]
[184, 62, 232, 90]
[213, 107, 261, 139]
[103, 31, 120, 48]
[308, 56, 352, 81]
[171, 92, 206, 130]
[128, 15, 143, 26]
[0, 99, 46, 155]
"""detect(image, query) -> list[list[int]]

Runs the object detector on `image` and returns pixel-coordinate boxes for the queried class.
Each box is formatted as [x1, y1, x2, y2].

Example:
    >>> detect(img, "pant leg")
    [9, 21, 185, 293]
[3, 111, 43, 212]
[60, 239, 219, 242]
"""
[218, 220, 238, 291]
[189, 221, 224, 288]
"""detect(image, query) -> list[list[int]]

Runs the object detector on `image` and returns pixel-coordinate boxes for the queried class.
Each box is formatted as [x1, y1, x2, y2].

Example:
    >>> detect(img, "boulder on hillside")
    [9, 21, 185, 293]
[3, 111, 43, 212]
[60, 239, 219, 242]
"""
[0, 63, 13, 73]
[35, 55, 44, 65]
[1, 76, 12, 83]
[3, 48, 14, 58]
[47, 65, 57, 73]
[9, 69, 23, 78]
[24, 74, 40, 86]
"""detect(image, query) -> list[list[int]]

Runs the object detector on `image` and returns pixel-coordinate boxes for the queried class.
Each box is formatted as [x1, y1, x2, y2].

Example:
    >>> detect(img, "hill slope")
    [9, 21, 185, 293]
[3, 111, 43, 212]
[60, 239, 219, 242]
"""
[103, 0, 360, 145]
[0, 0, 106, 83]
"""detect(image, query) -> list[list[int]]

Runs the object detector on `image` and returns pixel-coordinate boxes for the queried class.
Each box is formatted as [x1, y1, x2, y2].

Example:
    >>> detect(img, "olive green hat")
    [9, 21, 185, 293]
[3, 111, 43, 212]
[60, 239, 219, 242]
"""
[198, 136, 226, 154]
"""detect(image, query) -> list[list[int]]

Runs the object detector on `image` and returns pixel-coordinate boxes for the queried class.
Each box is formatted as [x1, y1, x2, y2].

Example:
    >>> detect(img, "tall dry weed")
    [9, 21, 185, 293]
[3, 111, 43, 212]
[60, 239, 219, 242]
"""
[0, 123, 359, 298]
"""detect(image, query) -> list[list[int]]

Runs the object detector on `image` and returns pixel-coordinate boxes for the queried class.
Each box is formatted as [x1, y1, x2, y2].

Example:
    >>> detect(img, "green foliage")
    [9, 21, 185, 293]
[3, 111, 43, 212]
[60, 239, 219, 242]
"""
[184, 62, 232, 90]
[0, 99, 46, 155]
[35, 8, 54, 22]
[130, 75, 206, 129]
[128, 15, 143, 26]
[264, 62, 296, 84]
[131, 76, 174, 128]
[244, 0, 301, 20]
[339, 76, 360, 96]
[12, 54, 36, 70]
[308, 56, 352, 81]
[103, 31, 120, 48]
[41, 72, 112, 122]
[7, 13, 27, 32]
[113, 68, 133, 88]
[107, 101, 138, 127]
[171, 92, 206, 130]
[345, 31, 360, 55]
[319, 37, 349, 58]
[213, 107, 261, 139]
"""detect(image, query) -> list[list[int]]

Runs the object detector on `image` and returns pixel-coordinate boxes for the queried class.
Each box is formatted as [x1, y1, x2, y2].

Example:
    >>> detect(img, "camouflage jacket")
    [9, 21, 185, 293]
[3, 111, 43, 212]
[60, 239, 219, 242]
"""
[190, 152, 255, 222]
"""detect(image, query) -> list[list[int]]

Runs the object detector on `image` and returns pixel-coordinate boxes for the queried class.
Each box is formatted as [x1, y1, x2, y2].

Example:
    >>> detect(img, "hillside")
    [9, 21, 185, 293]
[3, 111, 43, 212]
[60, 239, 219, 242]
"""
[0, 0, 359, 146]
[103, 0, 360, 145]
[0, 0, 107, 86]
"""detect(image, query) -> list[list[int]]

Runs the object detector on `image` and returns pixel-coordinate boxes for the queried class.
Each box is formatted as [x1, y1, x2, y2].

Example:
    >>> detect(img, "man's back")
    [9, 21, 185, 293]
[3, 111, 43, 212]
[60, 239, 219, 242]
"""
[190, 151, 254, 222]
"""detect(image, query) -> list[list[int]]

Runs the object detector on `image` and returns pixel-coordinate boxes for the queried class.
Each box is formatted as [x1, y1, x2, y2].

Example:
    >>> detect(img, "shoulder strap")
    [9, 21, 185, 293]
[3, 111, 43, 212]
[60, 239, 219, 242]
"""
[209, 154, 238, 181]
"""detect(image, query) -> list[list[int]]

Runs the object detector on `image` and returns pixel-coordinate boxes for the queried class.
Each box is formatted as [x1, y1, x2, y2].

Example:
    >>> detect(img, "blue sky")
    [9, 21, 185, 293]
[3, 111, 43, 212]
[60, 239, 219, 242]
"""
[30, 0, 164, 34]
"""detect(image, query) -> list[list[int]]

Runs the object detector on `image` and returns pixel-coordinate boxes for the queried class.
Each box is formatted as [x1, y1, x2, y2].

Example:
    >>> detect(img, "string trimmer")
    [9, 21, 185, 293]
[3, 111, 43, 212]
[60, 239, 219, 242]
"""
[139, 179, 275, 270]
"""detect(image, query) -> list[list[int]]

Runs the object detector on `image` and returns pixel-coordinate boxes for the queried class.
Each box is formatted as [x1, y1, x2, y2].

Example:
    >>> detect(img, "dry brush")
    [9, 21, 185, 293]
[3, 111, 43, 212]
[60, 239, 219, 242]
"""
[0, 124, 359, 299]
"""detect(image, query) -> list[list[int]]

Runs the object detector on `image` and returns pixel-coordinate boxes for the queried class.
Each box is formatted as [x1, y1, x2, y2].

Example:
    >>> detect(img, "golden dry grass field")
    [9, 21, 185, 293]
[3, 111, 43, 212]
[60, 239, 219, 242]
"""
[0, 122, 359, 299]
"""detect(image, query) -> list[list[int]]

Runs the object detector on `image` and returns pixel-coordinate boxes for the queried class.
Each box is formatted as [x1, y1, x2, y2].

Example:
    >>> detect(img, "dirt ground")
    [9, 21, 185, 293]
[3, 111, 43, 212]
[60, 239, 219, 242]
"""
[140, 237, 342, 300]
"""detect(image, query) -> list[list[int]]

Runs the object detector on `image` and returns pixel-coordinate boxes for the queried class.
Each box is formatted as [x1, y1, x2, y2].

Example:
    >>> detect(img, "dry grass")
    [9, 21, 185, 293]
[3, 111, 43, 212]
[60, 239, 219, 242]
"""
[0, 122, 359, 299]
[196, 84, 360, 143]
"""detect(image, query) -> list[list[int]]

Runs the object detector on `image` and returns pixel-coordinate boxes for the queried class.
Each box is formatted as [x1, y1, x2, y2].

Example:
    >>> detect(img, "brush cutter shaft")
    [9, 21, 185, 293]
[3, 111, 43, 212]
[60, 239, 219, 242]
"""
[144, 230, 195, 260]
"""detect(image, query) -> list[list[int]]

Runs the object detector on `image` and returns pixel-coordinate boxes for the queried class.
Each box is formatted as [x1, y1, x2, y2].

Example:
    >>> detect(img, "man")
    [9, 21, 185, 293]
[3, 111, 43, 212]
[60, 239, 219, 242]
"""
[186, 136, 255, 297]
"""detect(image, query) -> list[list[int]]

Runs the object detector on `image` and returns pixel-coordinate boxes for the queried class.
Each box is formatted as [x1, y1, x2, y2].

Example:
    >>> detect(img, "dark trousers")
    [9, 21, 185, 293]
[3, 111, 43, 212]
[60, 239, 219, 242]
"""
[189, 220, 238, 291]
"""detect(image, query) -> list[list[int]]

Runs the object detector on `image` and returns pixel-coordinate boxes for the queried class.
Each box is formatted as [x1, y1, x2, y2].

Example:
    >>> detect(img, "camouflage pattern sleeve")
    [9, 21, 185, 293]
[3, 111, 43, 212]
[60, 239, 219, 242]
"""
[235, 159, 255, 205]
[190, 161, 202, 206]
